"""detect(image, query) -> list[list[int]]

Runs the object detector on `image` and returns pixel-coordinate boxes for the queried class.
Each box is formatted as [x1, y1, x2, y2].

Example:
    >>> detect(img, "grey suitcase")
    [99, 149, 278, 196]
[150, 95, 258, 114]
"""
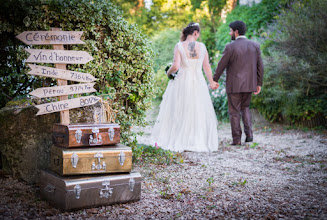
[40, 170, 141, 210]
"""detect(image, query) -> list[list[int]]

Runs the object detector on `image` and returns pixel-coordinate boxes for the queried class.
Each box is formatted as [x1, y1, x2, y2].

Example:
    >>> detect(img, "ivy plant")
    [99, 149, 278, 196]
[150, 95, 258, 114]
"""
[0, 0, 157, 146]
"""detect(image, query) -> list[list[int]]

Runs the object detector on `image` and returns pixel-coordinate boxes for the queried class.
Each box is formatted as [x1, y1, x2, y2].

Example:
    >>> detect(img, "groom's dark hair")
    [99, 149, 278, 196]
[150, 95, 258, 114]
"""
[229, 20, 246, 35]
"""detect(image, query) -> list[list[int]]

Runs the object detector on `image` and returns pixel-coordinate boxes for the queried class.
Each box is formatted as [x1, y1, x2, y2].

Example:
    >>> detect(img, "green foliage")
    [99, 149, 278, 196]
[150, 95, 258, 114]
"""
[151, 29, 181, 73]
[253, 0, 327, 125]
[210, 80, 229, 122]
[0, 0, 157, 145]
[0, 0, 44, 108]
[206, 177, 214, 186]
[153, 71, 170, 99]
[133, 144, 184, 165]
[114, 0, 225, 61]
[199, 23, 218, 60]
[231, 179, 247, 187]
[251, 73, 284, 122]
[150, 28, 180, 98]
[216, 0, 285, 53]
[191, 0, 227, 22]
[113, 0, 195, 36]
[250, 142, 259, 148]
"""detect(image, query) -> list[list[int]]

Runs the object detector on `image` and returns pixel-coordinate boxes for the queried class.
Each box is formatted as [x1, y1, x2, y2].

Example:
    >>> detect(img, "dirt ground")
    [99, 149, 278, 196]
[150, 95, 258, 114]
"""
[0, 104, 327, 219]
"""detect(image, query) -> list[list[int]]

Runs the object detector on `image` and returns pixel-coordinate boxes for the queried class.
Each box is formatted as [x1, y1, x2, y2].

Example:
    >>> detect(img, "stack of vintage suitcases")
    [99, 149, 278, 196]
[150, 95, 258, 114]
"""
[40, 123, 141, 210]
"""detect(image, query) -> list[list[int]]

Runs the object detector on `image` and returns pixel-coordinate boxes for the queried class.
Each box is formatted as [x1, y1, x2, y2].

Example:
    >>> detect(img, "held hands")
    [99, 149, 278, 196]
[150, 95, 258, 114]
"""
[254, 86, 261, 95]
[210, 81, 219, 90]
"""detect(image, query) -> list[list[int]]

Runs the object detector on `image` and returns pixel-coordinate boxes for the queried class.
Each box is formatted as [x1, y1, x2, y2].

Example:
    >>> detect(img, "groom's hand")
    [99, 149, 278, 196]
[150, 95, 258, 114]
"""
[254, 86, 261, 95]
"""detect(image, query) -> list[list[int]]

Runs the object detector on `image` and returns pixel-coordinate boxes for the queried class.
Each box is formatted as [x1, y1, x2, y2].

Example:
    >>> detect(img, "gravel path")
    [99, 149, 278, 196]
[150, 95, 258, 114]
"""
[1, 105, 326, 219]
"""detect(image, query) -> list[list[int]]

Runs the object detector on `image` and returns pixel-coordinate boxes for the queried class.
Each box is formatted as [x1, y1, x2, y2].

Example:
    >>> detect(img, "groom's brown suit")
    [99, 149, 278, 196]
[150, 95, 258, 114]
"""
[214, 37, 264, 144]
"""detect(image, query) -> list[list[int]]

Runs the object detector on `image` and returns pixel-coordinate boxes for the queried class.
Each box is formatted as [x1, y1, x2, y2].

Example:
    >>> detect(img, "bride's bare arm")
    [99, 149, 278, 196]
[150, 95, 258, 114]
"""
[167, 45, 181, 75]
[203, 49, 219, 89]
[203, 51, 214, 83]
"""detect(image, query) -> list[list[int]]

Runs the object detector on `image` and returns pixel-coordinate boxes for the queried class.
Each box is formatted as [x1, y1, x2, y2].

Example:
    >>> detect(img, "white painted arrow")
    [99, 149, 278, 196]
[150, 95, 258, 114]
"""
[29, 83, 96, 98]
[35, 96, 101, 116]
[16, 31, 85, 45]
[25, 49, 94, 64]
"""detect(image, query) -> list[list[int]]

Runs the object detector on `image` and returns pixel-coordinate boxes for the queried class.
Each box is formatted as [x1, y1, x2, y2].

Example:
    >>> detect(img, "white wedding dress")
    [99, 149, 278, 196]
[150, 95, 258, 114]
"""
[151, 41, 218, 152]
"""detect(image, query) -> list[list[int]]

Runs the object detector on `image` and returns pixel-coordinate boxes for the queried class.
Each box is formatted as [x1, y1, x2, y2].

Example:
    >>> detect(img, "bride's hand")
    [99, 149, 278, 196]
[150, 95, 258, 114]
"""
[210, 81, 219, 90]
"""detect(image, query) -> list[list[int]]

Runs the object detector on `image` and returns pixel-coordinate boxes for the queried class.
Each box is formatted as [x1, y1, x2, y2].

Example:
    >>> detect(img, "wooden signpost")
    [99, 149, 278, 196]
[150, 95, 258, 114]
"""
[17, 28, 99, 124]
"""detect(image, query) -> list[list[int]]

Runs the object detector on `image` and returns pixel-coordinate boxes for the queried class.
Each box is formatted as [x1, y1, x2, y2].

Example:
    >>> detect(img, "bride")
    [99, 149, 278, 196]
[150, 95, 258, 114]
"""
[151, 22, 219, 152]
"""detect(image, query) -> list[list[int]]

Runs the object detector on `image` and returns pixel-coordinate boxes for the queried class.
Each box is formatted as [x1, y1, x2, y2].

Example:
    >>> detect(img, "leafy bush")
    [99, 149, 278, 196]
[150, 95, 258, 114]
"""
[216, 0, 286, 53]
[200, 25, 219, 61]
[253, 0, 327, 125]
[0, 0, 157, 145]
[133, 144, 184, 165]
[150, 28, 180, 98]
[210, 80, 229, 122]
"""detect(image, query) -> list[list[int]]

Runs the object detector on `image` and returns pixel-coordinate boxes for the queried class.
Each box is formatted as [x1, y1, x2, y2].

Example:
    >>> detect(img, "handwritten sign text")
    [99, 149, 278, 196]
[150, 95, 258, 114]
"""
[35, 96, 101, 115]
[25, 49, 93, 64]
[29, 83, 96, 98]
[27, 64, 96, 82]
[16, 31, 85, 45]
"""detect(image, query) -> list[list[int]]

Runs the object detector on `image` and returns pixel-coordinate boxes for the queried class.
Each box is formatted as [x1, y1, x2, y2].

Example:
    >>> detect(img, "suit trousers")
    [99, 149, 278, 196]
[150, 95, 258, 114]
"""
[227, 93, 253, 143]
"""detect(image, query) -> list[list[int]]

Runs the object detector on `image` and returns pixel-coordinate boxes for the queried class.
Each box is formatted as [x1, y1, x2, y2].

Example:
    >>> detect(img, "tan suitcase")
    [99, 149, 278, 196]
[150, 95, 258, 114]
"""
[40, 170, 141, 211]
[52, 123, 120, 148]
[50, 144, 132, 176]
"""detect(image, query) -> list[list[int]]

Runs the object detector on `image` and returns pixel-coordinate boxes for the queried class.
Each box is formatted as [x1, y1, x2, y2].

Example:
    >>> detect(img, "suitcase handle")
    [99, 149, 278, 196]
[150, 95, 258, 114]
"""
[55, 135, 64, 144]
[44, 184, 56, 193]
[53, 156, 60, 166]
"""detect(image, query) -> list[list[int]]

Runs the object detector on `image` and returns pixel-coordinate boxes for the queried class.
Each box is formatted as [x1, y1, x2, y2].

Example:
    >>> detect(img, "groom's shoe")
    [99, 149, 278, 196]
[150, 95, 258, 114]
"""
[245, 136, 253, 142]
[231, 141, 241, 146]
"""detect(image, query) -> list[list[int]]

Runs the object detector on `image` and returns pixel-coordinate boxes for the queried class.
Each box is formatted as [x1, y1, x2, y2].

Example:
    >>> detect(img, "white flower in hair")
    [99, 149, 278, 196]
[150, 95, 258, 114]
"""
[188, 23, 199, 27]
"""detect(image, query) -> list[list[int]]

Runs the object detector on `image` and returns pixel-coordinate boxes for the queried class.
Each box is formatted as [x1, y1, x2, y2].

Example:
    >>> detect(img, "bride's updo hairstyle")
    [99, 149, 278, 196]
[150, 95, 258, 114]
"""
[180, 22, 200, 41]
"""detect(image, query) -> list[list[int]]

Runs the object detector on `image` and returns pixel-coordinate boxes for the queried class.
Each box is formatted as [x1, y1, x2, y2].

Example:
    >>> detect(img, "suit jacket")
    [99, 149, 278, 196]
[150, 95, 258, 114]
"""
[214, 37, 264, 94]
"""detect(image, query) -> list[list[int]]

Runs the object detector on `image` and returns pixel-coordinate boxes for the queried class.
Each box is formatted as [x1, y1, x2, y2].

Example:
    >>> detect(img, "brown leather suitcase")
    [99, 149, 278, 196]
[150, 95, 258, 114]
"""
[40, 170, 141, 211]
[50, 144, 132, 176]
[52, 123, 120, 148]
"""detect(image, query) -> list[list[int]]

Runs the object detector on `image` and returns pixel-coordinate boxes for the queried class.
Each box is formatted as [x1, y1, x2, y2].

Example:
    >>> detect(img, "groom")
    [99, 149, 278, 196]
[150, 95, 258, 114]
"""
[214, 20, 264, 145]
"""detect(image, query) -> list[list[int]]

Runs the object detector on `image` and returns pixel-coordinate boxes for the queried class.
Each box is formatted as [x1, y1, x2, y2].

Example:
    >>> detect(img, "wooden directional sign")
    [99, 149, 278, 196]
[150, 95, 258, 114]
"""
[29, 83, 96, 98]
[35, 96, 101, 116]
[27, 64, 97, 82]
[25, 49, 94, 64]
[16, 31, 85, 45]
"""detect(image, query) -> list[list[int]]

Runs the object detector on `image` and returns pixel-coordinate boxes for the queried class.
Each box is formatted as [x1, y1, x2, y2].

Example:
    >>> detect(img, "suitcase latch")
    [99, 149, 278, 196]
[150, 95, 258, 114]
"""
[108, 127, 115, 141]
[99, 180, 113, 198]
[129, 178, 135, 192]
[119, 151, 126, 166]
[44, 184, 56, 193]
[89, 127, 103, 146]
[92, 152, 106, 171]
[71, 152, 79, 168]
[75, 129, 82, 144]
[74, 184, 81, 199]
